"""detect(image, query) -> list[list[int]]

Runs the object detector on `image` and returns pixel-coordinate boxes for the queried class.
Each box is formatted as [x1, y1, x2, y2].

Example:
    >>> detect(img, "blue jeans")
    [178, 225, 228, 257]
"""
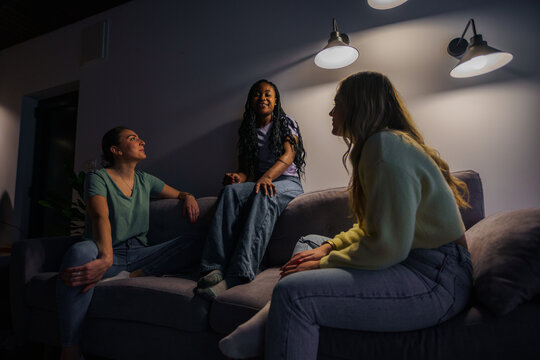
[200, 175, 303, 280]
[56, 235, 201, 346]
[266, 234, 473, 360]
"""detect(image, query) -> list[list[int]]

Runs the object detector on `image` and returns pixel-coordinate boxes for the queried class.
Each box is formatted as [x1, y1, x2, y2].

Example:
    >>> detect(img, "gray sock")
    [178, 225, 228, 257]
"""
[219, 302, 270, 359]
[197, 269, 223, 288]
[196, 277, 246, 301]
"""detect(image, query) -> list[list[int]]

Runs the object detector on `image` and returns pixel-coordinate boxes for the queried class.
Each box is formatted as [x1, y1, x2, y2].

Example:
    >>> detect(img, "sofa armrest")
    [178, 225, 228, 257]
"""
[10, 235, 80, 342]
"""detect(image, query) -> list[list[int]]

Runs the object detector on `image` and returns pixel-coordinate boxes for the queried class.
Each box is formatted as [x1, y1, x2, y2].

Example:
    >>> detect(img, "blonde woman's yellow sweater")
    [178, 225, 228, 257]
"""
[319, 131, 465, 270]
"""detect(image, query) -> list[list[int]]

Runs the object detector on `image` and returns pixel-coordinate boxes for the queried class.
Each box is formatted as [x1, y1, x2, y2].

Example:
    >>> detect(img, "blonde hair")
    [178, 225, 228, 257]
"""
[336, 72, 469, 223]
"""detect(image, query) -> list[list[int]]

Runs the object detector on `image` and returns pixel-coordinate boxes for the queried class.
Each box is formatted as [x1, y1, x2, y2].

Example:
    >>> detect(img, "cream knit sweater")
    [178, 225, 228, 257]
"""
[320, 131, 465, 270]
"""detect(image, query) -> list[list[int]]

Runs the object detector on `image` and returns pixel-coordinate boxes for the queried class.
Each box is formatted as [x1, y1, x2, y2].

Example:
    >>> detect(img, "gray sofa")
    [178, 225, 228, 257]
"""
[10, 170, 540, 359]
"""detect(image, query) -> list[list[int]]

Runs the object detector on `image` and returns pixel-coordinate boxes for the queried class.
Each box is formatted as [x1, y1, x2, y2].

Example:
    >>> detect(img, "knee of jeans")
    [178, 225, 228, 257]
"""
[272, 276, 298, 305]
[222, 184, 248, 200]
[223, 184, 236, 192]
[254, 190, 281, 207]
[272, 277, 317, 324]
[221, 184, 235, 197]
[299, 234, 321, 243]
[64, 241, 98, 267]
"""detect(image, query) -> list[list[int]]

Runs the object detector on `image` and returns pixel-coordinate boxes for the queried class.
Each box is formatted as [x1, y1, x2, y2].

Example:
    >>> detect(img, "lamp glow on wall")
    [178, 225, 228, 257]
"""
[314, 19, 358, 69]
[368, 0, 408, 10]
[447, 18, 513, 78]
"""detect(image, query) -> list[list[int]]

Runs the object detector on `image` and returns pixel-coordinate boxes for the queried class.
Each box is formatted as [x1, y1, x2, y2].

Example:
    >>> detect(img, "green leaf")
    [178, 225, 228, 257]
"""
[38, 200, 54, 209]
[76, 199, 86, 210]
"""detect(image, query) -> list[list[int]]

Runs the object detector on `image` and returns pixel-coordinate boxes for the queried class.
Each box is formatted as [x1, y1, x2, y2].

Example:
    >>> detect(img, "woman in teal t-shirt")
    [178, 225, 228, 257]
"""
[56, 126, 200, 360]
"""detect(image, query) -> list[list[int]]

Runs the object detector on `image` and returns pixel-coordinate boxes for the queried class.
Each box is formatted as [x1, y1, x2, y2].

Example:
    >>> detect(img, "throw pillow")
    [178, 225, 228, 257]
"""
[466, 208, 540, 316]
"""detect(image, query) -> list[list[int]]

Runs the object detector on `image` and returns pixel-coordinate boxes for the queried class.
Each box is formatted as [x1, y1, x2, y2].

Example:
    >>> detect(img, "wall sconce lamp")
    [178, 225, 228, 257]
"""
[314, 18, 358, 69]
[368, 0, 408, 10]
[447, 18, 513, 78]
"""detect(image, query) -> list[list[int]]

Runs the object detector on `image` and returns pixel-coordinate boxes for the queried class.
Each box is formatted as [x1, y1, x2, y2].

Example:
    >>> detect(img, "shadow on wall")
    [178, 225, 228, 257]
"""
[0, 191, 19, 247]
[172, 53, 317, 125]
[144, 120, 240, 198]
[140, 53, 320, 199]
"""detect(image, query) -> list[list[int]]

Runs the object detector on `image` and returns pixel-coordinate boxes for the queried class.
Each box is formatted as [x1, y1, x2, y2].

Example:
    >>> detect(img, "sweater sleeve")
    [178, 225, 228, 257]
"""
[327, 223, 365, 250]
[320, 160, 421, 270]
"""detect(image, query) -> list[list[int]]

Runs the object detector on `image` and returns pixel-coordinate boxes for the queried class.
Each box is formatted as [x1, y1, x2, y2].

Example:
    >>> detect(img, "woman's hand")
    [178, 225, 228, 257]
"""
[60, 257, 112, 293]
[222, 172, 247, 185]
[281, 244, 332, 269]
[255, 176, 276, 197]
[280, 244, 333, 276]
[280, 259, 320, 277]
[183, 195, 199, 223]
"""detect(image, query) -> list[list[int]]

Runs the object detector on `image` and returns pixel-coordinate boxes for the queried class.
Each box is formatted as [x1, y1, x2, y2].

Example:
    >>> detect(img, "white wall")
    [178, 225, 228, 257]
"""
[1, 0, 539, 243]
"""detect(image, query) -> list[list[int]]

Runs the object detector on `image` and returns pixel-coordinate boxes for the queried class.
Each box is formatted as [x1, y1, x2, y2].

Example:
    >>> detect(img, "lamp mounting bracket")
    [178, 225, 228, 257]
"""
[447, 18, 479, 59]
[329, 18, 350, 45]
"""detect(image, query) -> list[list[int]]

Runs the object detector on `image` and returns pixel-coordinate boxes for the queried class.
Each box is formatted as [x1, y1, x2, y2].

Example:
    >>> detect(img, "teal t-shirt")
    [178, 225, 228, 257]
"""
[83, 168, 165, 246]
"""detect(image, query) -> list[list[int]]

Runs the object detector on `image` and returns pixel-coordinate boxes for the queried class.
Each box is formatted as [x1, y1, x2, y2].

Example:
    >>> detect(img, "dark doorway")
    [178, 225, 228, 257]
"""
[27, 91, 79, 238]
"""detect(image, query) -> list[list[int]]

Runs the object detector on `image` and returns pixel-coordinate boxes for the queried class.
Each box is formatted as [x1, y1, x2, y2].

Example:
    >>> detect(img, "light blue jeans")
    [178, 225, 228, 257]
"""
[266, 234, 473, 360]
[200, 175, 303, 280]
[56, 235, 201, 346]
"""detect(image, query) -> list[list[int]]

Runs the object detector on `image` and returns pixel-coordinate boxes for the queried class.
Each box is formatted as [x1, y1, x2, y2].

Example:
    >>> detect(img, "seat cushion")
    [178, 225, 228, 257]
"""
[26, 273, 210, 332]
[209, 268, 280, 334]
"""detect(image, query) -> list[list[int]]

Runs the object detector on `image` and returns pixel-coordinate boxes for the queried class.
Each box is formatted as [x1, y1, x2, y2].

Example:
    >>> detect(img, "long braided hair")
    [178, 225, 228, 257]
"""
[238, 79, 306, 179]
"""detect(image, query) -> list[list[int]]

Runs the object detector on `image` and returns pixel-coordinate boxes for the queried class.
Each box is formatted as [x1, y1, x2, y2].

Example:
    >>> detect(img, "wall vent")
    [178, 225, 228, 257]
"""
[81, 20, 109, 65]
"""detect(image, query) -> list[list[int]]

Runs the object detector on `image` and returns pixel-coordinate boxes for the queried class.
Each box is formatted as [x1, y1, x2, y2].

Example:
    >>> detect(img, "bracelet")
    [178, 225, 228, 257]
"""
[322, 240, 337, 251]
[278, 159, 290, 166]
[178, 192, 193, 200]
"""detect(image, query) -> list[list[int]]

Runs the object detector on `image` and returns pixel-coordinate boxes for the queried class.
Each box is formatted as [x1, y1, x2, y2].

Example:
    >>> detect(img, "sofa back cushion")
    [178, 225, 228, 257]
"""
[452, 170, 485, 230]
[265, 170, 485, 267]
[147, 197, 217, 245]
[265, 187, 354, 267]
[146, 170, 484, 268]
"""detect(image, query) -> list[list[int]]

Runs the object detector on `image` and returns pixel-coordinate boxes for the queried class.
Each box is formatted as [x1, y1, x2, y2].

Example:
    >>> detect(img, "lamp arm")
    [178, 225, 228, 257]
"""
[457, 18, 477, 46]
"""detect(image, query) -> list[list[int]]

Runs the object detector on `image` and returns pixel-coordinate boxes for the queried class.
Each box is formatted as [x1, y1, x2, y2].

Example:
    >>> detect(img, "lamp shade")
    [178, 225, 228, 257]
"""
[368, 0, 408, 10]
[450, 34, 513, 78]
[315, 44, 359, 69]
[315, 19, 359, 69]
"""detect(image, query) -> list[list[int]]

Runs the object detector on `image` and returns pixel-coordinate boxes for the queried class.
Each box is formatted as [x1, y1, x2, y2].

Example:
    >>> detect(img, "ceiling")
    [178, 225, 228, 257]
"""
[0, 0, 132, 52]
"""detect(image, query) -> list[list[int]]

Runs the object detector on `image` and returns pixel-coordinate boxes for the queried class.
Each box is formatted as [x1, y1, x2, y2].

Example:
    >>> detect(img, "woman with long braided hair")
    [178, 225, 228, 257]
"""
[195, 79, 306, 300]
